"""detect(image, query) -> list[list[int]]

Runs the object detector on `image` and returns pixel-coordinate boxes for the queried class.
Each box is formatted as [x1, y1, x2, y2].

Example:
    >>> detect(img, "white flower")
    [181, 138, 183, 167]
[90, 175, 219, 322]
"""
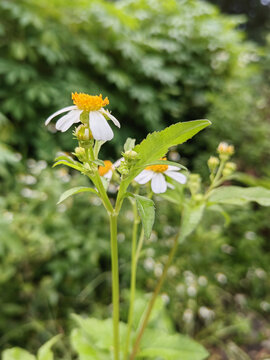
[134, 160, 187, 194]
[98, 159, 122, 181]
[45, 92, 120, 141]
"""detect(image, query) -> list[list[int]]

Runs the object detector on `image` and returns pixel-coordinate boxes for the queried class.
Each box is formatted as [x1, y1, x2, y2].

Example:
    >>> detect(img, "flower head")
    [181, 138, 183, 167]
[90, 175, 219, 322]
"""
[98, 160, 114, 180]
[134, 158, 187, 194]
[45, 92, 120, 141]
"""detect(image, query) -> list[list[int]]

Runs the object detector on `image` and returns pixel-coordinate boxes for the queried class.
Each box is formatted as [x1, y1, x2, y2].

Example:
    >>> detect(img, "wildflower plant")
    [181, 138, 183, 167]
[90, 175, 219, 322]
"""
[6, 92, 270, 360]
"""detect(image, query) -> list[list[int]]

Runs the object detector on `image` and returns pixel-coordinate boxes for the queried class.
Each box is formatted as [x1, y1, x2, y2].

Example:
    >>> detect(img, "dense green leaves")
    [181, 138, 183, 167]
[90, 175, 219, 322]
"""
[57, 186, 98, 204]
[208, 186, 270, 206]
[138, 329, 208, 360]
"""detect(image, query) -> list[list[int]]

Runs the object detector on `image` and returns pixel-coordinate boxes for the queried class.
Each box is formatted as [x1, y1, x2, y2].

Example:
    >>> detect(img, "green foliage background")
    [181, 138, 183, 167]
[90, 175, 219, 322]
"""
[0, 0, 270, 357]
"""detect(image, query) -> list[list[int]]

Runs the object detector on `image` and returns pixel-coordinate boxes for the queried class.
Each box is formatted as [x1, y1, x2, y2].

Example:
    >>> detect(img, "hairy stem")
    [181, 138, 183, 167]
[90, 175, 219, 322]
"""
[130, 233, 179, 360]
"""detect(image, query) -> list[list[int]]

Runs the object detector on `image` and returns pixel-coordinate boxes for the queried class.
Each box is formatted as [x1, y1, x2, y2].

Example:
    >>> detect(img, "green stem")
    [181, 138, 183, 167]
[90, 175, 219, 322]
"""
[124, 201, 140, 359]
[130, 233, 179, 360]
[205, 159, 226, 197]
[110, 212, 120, 360]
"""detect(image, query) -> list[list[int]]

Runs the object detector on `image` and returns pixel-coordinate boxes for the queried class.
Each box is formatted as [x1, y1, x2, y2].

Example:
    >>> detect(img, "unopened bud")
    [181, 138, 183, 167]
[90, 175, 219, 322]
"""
[188, 174, 201, 194]
[194, 194, 204, 202]
[217, 142, 234, 160]
[75, 124, 93, 141]
[74, 147, 86, 162]
[123, 150, 139, 161]
[208, 156, 219, 172]
[222, 161, 236, 176]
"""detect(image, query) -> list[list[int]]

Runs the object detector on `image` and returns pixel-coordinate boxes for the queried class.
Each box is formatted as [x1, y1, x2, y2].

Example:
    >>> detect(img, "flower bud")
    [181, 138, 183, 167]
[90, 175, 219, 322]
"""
[222, 161, 236, 176]
[75, 124, 93, 141]
[217, 142, 234, 160]
[188, 174, 201, 194]
[207, 156, 219, 172]
[123, 150, 139, 161]
[74, 147, 86, 162]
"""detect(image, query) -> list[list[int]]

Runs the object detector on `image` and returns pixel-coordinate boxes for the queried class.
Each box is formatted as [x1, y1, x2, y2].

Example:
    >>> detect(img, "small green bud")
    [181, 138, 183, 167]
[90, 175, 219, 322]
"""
[193, 194, 204, 202]
[208, 156, 219, 172]
[222, 161, 236, 176]
[123, 150, 139, 161]
[217, 142, 234, 161]
[75, 124, 93, 141]
[188, 174, 201, 194]
[74, 147, 86, 162]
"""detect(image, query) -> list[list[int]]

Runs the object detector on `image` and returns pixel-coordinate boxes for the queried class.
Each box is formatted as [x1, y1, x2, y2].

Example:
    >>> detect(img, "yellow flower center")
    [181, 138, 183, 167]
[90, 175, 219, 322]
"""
[98, 160, 113, 176]
[72, 92, 109, 111]
[146, 158, 168, 173]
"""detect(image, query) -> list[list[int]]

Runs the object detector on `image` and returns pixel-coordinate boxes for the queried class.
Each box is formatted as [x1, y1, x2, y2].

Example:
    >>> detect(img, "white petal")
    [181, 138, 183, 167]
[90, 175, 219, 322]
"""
[165, 170, 187, 184]
[114, 157, 124, 168]
[45, 105, 77, 125]
[56, 110, 82, 132]
[89, 111, 114, 141]
[104, 170, 113, 180]
[134, 170, 153, 184]
[151, 173, 167, 194]
[100, 109, 120, 128]
[168, 165, 180, 171]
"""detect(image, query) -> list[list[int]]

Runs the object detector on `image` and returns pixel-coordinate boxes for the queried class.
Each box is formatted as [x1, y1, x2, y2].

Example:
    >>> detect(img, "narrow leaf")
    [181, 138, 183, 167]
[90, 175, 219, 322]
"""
[124, 138, 136, 152]
[208, 186, 270, 207]
[57, 187, 98, 204]
[53, 160, 83, 172]
[37, 335, 62, 360]
[133, 194, 155, 239]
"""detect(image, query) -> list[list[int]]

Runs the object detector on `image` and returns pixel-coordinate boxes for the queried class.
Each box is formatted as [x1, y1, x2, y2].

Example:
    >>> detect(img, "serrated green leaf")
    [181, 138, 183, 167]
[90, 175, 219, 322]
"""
[138, 329, 208, 360]
[208, 186, 270, 206]
[133, 194, 155, 239]
[124, 138, 136, 152]
[37, 335, 61, 360]
[179, 203, 205, 242]
[133, 120, 210, 169]
[57, 187, 98, 204]
[2, 348, 36, 360]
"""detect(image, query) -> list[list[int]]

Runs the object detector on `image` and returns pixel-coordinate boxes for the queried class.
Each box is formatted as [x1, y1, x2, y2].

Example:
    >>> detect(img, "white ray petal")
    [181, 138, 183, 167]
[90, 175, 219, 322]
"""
[167, 165, 180, 171]
[104, 170, 113, 180]
[165, 170, 187, 184]
[56, 110, 82, 132]
[151, 173, 167, 193]
[114, 157, 124, 168]
[89, 111, 114, 141]
[100, 109, 120, 128]
[134, 170, 153, 184]
[45, 105, 77, 125]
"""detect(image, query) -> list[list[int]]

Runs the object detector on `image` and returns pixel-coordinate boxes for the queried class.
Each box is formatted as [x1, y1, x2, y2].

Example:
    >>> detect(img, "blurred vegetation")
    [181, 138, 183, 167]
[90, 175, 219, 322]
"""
[0, 0, 270, 358]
